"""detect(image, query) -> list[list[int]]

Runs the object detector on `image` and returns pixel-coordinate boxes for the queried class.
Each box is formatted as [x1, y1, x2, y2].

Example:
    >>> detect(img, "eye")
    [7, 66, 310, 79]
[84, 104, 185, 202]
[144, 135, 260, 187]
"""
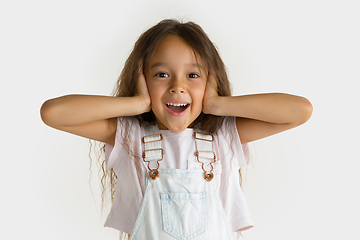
[155, 72, 169, 78]
[187, 73, 199, 78]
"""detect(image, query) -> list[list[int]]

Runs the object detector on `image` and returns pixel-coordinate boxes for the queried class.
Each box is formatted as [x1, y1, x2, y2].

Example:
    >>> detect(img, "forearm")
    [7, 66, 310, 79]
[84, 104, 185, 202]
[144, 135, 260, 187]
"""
[207, 93, 313, 124]
[40, 94, 149, 127]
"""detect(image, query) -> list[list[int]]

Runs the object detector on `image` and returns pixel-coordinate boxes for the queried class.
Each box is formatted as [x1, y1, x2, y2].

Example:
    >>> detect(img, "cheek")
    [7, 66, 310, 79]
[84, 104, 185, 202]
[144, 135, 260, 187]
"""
[148, 85, 163, 100]
[145, 79, 158, 97]
[190, 86, 206, 111]
[193, 83, 206, 98]
[146, 82, 165, 109]
[147, 86, 157, 97]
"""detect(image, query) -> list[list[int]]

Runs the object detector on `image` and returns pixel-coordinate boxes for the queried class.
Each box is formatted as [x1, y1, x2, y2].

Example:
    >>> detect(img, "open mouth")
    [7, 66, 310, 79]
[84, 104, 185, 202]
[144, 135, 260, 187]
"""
[166, 103, 189, 113]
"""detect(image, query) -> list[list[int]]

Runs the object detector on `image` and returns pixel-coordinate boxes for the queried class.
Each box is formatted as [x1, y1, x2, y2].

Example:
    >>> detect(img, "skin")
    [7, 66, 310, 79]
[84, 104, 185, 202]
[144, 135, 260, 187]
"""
[40, 35, 313, 146]
[40, 34, 313, 237]
[144, 35, 207, 132]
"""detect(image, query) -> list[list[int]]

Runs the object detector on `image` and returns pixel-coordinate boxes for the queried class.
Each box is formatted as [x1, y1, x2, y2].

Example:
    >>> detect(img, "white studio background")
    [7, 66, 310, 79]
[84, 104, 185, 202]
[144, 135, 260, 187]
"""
[1, 0, 359, 239]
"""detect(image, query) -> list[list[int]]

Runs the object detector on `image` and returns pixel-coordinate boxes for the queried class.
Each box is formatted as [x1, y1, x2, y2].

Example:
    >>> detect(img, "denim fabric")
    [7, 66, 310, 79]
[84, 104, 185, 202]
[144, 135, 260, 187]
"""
[161, 192, 206, 239]
[129, 169, 234, 240]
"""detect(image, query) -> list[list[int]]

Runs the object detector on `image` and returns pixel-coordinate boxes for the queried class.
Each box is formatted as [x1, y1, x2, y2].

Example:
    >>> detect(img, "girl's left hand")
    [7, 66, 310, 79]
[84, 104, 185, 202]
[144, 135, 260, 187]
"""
[202, 71, 220, 114]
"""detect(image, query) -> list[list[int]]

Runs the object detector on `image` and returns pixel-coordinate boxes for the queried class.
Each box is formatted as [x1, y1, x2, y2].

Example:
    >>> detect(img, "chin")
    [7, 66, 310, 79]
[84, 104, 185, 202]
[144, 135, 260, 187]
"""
[167, 126, 187, 133]
[166, 123, 190, 132]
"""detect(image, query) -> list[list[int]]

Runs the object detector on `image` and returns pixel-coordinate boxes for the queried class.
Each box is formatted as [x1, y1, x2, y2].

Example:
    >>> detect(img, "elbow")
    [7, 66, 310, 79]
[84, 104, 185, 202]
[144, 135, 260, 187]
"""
[40, 99, 57, 127]
[296, 97, 313, 125]
[302, 97, 313, 123]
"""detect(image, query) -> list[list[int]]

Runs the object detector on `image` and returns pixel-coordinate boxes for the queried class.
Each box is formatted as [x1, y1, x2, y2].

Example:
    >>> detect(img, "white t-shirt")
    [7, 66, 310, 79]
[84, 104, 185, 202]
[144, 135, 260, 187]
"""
[104, 117, 253, 234]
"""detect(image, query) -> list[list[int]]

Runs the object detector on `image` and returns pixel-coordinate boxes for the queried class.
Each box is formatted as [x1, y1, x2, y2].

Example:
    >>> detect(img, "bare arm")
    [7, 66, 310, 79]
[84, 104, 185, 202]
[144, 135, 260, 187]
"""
[40, 73, 150, 145]
[203, 73, 313, 143]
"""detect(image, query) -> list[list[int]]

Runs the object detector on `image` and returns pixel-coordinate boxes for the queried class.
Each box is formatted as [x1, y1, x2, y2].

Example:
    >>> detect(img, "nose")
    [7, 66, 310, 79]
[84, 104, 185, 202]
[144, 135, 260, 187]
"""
[169, 77, 186, 94]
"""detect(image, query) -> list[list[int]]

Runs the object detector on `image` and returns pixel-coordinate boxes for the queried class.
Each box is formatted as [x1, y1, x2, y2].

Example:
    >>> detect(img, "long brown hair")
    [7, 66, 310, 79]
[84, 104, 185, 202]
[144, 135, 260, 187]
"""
[98, 19, 234, 211]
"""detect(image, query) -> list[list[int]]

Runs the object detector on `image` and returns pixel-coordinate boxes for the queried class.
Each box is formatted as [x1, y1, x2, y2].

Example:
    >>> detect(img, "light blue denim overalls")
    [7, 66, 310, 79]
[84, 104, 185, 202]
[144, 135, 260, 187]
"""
[129, 124, 236, 240]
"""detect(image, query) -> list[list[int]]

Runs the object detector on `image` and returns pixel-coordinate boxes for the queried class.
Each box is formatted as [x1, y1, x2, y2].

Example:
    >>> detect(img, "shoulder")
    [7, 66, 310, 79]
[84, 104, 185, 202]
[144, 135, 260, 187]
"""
[116, 116, 140, 127]
[214, 116, 250, 167]
[113, 117, 143, 142]
[215, 116, 237, 138]
[105, 117, 143, 169]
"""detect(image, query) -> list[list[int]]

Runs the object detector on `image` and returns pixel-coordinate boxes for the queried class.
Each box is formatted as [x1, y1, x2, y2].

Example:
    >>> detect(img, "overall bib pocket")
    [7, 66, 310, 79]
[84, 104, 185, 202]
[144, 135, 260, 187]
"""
[160, 192, 206, 240]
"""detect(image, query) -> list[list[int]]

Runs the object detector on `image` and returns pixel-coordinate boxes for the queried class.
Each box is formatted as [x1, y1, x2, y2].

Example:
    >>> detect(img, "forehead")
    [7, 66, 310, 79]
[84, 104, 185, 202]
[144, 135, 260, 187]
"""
[148, 35, 205, 69]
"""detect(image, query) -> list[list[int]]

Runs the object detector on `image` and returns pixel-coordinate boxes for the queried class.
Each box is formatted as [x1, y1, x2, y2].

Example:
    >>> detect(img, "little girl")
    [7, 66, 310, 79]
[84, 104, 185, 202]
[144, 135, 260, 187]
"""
[40, 19, 312, 240]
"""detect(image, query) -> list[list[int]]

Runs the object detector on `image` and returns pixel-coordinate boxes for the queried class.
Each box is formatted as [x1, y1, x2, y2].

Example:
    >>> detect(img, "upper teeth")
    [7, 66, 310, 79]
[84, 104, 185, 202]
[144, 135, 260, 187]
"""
[167, 103, 187, 106]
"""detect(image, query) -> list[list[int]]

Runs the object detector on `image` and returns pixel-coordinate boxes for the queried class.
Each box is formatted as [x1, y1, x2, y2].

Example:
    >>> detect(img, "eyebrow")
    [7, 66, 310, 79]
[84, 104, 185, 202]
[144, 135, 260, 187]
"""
[150, 62, 205, 70]
[150, 62, 167, 68]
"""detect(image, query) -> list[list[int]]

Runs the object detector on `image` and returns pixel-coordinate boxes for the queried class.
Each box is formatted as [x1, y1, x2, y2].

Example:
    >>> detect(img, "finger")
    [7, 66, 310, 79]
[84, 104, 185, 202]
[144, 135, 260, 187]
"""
[136, 73, 148, 94]
[138, 59, 144, 75]
[206, 71, 218, 93]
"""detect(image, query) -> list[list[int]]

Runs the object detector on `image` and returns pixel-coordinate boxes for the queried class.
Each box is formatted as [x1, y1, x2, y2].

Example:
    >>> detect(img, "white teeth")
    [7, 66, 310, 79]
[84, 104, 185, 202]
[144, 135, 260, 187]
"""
[167, 103, 188, 107]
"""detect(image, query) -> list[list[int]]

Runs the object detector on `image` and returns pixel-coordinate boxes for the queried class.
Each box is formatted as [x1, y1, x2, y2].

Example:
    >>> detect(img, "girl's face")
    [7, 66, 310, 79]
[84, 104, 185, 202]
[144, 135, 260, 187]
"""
[145, 35, 207, 132]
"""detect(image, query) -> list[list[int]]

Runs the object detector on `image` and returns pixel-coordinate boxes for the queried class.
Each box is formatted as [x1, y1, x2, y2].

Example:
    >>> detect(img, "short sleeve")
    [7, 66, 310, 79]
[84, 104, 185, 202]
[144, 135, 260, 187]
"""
[241, 143, 251, 166]
[103, 117, 145, 233]
[217, 117, 251, 167]
[216, 117, 254, 232]
[104, 144, 114, 166]
[104, 117, 141, 170]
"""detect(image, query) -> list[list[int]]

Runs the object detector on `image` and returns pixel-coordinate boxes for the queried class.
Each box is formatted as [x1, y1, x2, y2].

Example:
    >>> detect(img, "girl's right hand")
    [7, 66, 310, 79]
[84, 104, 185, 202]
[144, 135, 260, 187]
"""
[135, 72, 151, 113]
